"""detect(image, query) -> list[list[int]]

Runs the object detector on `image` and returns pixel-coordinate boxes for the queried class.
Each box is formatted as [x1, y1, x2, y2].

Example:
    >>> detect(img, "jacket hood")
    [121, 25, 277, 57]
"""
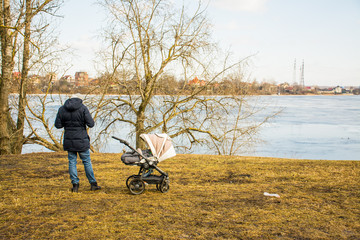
[64, 98, 83, 112]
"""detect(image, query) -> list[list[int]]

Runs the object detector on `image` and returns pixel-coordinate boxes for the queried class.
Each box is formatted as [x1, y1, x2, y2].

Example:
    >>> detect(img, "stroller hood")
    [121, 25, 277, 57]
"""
[140, 133, 176, 162]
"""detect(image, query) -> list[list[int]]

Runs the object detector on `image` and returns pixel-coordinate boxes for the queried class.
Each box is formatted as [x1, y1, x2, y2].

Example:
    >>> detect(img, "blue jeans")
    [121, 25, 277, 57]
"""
[68, 150, 97, 184]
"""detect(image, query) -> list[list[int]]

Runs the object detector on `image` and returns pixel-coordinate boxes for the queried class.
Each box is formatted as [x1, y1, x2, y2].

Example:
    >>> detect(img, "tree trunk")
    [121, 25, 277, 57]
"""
[0, 0, 13, 155]
[12, 0, 31, 154]
[135, 77, 155, 149]
[135, 109, 146, 149]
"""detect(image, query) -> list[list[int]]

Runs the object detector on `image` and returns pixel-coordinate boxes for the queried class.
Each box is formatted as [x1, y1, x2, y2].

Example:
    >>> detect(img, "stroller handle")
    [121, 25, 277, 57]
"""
[112, 136, 140, 156]
[112, 136, 130, 146]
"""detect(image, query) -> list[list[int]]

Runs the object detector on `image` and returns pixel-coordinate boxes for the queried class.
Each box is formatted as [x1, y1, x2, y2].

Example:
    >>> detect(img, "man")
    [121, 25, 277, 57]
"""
[55, 94, 101, 192]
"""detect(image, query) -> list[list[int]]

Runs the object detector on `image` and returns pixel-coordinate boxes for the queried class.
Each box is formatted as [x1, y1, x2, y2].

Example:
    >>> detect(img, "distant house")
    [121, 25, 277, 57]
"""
[60, 75, 75, 84]
[75, 72, 89, 86]
[285, 86, 294, 93]
[334, 86, 343, 94]
[29, 75, 42, 85]
[279, 82, 289, 89]
[12, 72, 21, 80]
[188, 76, 206, 86]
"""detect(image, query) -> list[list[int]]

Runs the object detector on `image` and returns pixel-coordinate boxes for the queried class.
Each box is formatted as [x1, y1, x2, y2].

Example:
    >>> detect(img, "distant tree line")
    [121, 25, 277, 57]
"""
[11, 73, 360, 96]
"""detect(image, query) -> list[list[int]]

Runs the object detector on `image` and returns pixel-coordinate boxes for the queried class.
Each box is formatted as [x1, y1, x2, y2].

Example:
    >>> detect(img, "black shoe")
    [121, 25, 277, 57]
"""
[72, 183, 79, 193]
[90, 182, 101, 191]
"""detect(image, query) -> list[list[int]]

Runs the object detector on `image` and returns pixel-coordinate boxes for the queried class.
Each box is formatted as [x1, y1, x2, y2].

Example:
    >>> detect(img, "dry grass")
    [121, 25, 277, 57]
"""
[0, 152, 359, 239]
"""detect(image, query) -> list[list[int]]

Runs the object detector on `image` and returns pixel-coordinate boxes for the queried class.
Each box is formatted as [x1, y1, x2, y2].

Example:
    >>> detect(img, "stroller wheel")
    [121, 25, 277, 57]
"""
[126, 175, 139, 188]
[159, 180, 170, 193]
[128, 178, 145, 195]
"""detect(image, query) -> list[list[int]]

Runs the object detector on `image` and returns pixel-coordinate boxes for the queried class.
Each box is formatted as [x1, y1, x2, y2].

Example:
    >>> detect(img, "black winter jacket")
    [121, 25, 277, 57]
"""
[55, 98, 94, 152]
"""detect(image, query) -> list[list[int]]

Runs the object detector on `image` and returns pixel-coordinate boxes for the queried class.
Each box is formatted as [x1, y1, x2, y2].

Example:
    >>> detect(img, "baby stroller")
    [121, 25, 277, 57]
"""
[112, 133, 176, 195]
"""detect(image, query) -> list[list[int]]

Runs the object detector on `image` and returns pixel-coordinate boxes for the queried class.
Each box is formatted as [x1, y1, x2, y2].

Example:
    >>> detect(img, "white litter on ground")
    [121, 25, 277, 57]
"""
[264, 192, 280, 198]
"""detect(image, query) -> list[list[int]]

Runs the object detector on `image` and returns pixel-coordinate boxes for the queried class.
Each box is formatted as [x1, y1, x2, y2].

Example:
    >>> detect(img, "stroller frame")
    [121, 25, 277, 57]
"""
[112, 136, 170, 195]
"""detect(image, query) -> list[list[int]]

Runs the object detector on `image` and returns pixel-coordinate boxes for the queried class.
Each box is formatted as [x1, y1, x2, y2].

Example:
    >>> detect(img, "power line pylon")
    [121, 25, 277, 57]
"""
[300, 60, 305, 89]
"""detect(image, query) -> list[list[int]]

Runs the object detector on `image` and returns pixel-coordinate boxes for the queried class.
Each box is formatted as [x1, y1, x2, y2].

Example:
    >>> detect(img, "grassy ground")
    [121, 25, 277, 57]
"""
[0, 152, 359, 239]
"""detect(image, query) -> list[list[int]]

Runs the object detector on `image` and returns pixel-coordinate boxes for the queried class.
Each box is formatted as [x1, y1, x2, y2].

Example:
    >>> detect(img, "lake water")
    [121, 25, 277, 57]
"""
[22, 95, 360, 160]
[250, 95, 360, 160]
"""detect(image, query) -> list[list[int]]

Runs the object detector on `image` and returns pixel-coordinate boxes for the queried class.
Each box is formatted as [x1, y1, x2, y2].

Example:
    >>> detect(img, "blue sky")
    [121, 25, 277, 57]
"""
[58, 0, 360, 86]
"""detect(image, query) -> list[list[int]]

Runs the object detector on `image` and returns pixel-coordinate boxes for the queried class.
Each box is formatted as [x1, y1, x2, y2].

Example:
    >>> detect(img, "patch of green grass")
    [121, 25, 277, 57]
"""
[0, 152, 359, 239]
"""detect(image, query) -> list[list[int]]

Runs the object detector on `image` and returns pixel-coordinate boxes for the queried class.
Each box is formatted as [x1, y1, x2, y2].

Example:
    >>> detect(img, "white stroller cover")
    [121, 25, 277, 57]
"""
[140, 133, 176, 162]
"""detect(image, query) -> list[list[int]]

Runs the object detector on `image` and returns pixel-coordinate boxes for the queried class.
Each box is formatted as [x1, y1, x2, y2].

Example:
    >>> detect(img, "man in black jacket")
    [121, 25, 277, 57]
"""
[55, 94, 101, 192]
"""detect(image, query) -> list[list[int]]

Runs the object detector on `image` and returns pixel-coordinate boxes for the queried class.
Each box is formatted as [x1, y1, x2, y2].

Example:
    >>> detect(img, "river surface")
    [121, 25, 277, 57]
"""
[22, 95, 360, 160]
[250, 95, 360, 160]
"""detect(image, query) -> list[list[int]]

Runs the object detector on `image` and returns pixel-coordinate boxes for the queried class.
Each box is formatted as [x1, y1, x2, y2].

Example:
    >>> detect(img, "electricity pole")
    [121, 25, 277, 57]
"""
[300, 60, 305, 89]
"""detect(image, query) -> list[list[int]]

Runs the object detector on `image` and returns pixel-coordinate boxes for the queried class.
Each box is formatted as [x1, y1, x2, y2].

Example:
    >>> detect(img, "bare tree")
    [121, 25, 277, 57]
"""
[0, 0, 63, 154]
[91, 0, 278, 154]
[95, 0, 233, 149]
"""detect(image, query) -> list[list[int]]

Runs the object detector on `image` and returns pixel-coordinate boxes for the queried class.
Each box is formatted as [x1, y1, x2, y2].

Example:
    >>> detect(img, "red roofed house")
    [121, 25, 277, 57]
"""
[188, 76, 206, 86]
